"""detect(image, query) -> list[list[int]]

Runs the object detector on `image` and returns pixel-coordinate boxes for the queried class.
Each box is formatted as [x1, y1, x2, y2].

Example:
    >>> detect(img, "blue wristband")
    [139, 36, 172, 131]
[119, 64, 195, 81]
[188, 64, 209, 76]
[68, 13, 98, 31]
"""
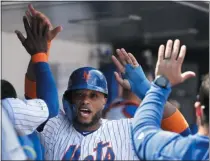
[123, 64, 151, 99]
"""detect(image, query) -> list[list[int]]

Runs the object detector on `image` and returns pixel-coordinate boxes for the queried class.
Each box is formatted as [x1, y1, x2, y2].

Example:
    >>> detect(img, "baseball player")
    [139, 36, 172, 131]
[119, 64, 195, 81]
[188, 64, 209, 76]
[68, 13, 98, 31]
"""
[16, 6, 193, 160]
[1, 79, 49, 160]
[132, 40, 209, 160]
[2, 81, 49, 136]
[24, 6, 191, 138]
[2, 98, 48, 160]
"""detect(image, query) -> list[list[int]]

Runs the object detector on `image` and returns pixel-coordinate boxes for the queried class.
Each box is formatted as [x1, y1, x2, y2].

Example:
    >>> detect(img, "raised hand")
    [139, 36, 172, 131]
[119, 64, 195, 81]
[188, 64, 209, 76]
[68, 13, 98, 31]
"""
[112, 48, 151, 99]
[15, 16, 49, 56]
[155, 39, 196, 86]
[25, 4, 62, 41]
[112, 49, 139, 89]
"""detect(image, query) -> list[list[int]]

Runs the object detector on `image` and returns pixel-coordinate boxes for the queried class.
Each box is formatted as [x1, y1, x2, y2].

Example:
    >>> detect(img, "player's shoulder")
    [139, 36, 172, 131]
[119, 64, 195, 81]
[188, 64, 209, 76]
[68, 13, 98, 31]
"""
[43, 110, 72, 135]
[179, 134, 209, 144]
[187, 134, 209, 147]
[2, 98, 26, 109]
[179, 134, 209, 160]
[47, 110, 69, 126]
[2, 98, 23, 105]
[2, 98, 47, 108]
[23, 98, 47, 106]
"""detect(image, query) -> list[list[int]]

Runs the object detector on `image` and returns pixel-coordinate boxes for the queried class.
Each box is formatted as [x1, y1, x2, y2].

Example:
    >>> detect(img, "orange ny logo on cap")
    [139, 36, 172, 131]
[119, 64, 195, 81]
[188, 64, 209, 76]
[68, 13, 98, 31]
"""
[83, 71, 91, 82]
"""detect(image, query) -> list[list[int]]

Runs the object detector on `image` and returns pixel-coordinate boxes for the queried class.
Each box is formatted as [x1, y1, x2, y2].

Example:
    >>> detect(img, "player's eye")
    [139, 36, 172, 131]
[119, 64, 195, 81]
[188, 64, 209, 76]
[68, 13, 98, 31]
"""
[90, 92, 98, 99]
[75, 92, 83, 98]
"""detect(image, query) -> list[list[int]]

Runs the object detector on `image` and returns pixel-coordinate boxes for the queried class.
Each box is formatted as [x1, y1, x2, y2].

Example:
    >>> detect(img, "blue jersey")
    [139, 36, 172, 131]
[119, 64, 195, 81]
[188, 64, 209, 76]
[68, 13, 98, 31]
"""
[18, 132, 45, 160]
[28, 131, 45, 160]
[132, 82, 209, 160]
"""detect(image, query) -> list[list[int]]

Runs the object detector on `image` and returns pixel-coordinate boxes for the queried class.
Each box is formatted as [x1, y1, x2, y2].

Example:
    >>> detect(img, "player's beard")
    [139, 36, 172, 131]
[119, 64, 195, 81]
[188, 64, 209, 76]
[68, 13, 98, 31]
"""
[73, 110, 102, 128]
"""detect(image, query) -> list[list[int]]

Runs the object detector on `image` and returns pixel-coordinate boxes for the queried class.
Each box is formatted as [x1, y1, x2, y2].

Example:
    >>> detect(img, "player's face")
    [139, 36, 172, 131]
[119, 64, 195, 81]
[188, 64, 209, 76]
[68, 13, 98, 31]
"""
[71, 89, 107, 127]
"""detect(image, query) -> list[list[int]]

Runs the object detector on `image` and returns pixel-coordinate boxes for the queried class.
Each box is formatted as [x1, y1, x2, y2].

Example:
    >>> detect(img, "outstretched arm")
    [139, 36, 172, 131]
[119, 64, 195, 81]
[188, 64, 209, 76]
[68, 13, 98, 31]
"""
[132, 40, 199, 160]
[15, 14, 59, 119]
[22, 4, 62, 118]
[132, 83, 205, 160]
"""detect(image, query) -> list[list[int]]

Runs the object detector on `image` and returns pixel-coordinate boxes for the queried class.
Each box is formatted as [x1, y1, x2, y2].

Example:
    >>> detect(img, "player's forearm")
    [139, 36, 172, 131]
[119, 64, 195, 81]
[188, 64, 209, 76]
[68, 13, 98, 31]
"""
[133, 78, 190, 136]
[135, 83, 179, 119]
[32, 53, 59, 118]
[135, 81, 190, 135]
[27, 60, 36, 81]
[25, 42, 51, 99]
[132, 82, 171, 135]
[132, 82, 171, 159]
[25, 60, 37, 99]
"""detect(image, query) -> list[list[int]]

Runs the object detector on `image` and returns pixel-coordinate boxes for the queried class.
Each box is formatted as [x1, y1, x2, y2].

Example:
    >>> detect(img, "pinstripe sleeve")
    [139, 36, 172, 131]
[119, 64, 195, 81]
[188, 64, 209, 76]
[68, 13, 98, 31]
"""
[2, 98, 49, 135]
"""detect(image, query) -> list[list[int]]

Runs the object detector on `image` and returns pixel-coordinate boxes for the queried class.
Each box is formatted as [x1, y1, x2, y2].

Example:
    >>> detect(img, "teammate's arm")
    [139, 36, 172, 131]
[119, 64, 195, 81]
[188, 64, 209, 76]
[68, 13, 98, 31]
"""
[132, 40, 199, 160]
[23, 4, 62, 119]
[112, 41, 191, 135]
[132, 83, 206, 160]
[25, 44, 50, 100]
[15, 15, 59, 119]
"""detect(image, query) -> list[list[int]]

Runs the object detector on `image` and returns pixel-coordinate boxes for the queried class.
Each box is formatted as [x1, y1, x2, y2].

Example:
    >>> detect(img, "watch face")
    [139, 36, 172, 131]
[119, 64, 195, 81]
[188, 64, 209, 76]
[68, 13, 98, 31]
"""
[156, 76, 167, 87]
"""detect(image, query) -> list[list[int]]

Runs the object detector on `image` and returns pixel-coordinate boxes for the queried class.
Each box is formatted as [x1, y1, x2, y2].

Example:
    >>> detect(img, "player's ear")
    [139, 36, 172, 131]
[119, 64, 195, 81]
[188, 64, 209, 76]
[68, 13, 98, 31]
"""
[103, 94, 108, 105]
[195, 101, 203, 122]
[194, 101, 201, 109]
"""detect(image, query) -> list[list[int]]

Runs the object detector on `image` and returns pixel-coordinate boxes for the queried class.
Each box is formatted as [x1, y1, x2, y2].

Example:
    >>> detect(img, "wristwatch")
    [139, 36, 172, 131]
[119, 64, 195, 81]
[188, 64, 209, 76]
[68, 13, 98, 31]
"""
[154, 75, 170, 88]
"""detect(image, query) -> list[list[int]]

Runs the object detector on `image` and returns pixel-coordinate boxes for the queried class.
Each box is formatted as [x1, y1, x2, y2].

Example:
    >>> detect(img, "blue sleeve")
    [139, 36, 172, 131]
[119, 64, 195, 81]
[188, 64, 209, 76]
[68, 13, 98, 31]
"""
[132, 82, 171, 135]
[28, 132, 44, 160]
[34, 62, 59, 118]
[133, 129, 208, 160]
[131, 82, 208, 160]
[18, 135, 36, 160]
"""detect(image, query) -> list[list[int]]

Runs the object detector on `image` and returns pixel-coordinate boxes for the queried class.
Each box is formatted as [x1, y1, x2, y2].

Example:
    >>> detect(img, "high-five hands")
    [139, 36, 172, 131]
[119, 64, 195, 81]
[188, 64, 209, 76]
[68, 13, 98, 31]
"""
[25, 4, 62, 42]
[15, 4, 63, 56]
[15, 16, 49, 56]
[155, 39, 196, 86]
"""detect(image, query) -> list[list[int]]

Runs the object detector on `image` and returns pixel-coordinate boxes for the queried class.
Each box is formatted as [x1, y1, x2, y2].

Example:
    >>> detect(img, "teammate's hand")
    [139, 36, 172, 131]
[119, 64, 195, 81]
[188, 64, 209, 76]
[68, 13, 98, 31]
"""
[25, 4, 62, 41]
[112, 49, 137, 90]
[25, 4, 62, 57]
[155, 39, 196, 86]
[15, 16, 49, 56]
[112, 48, 150, 98]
